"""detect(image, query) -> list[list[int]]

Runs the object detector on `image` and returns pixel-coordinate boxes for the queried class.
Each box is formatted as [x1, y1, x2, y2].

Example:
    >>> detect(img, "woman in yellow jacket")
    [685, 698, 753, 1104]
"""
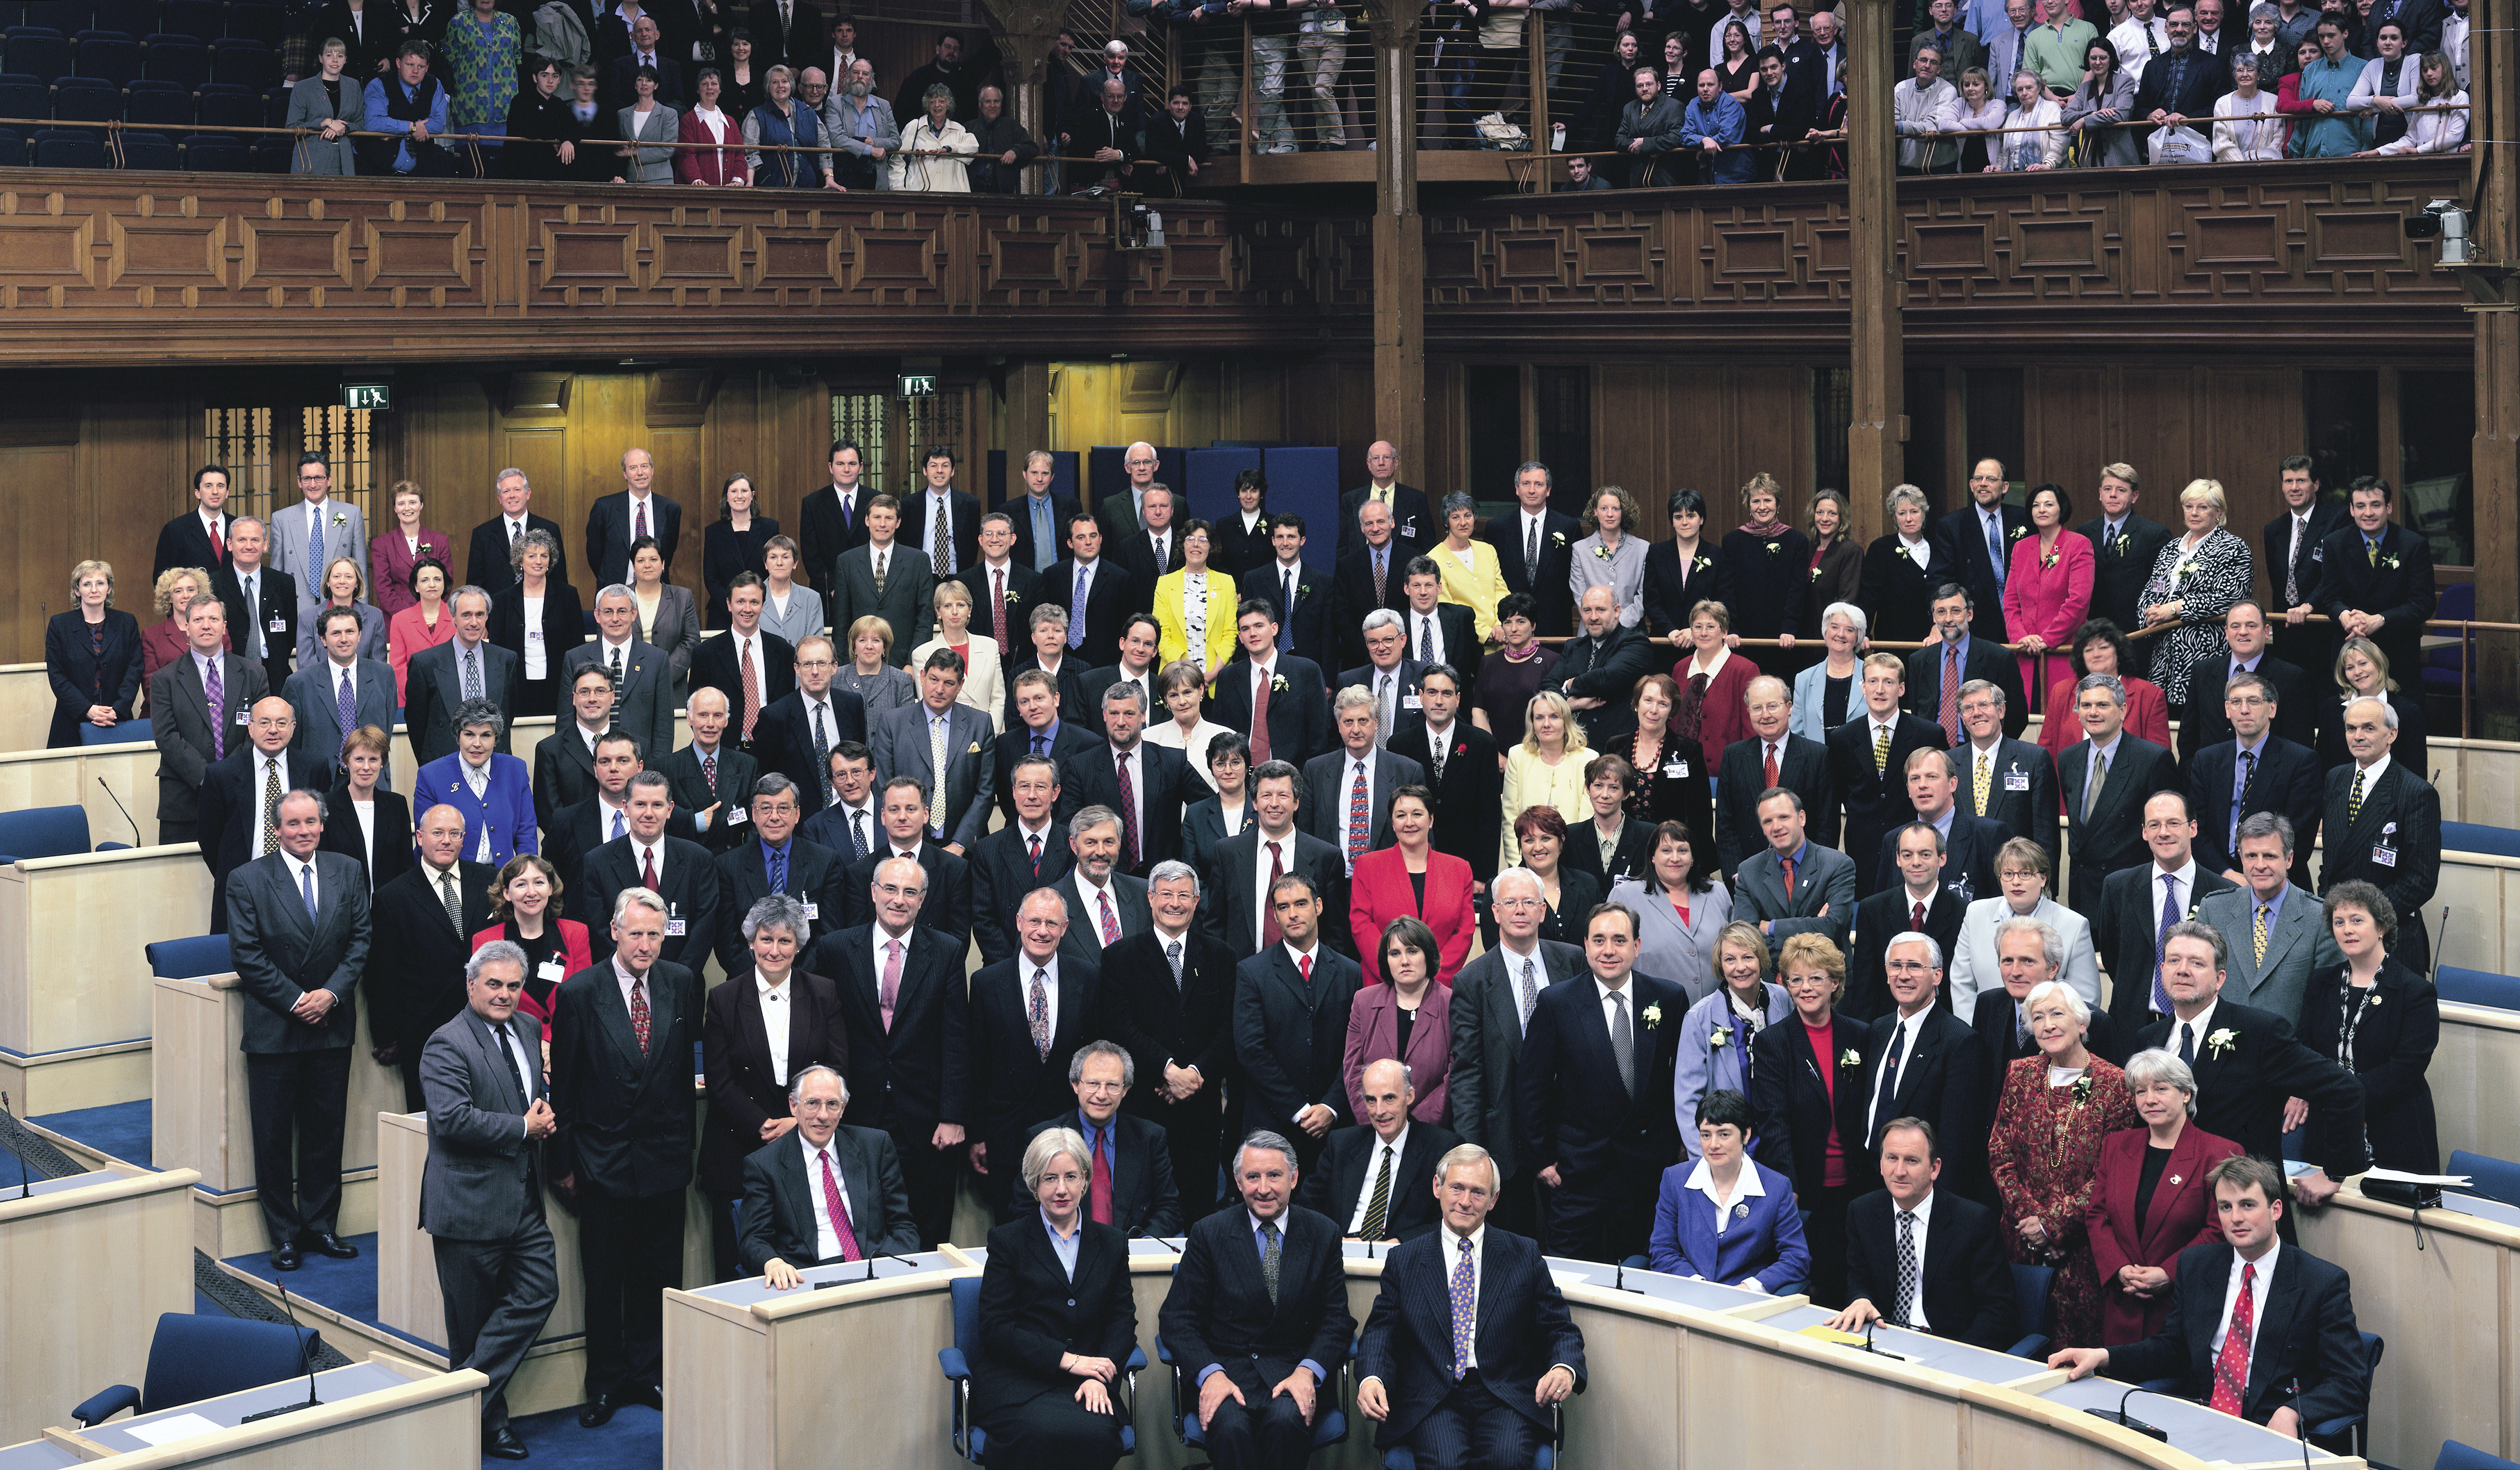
[1155, 520, 1240, 683]
[1499, 688, 1595, 871]
[1429, 489, 1509, 643]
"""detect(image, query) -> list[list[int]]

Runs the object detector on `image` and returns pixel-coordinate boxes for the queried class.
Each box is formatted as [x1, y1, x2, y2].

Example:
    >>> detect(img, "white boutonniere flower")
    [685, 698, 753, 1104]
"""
[1593, 543, 1614, 562]
[2040, 549, 2061, 570]
[2008, 524, 2028, 541]
[1294, 583, 1311, 601]
[1809, 564, 1824, 582]
[1764, 541, 1782, 556]
[2206, 1028, 2238, 1059]
[2380, 553, 2401, 571]
[2173, 562, 2194, 586]
[2113, 533, 2131, 556]
[418, 541, 435, 557]
[1271, 674, 1289, 693]
[1709, 1026, 1731, 1050]
[2381, 822, 2397, 836]
[1642, 1004, 1662, 1028]
[2070, 1075, 2094, 1107]
[2369, 993, 2383, 1008]
[1839, 1048, 1862, 1069]
[1004, 589, 1022, 606]
[330, 511, 348, 529]
[1551, 531, 1569, 548]
[1692, 556, 1713, 574]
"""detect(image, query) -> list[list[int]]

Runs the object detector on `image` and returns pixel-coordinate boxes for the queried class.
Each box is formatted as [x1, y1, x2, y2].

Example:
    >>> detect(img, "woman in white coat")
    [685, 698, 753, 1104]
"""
[2365, 54, 2467, 155]
[1992, 68, 2065, 170]
[909, 579, 1003, 732]
[2211, 52, 2286, 160]
[1945, 836, 2103, 1014]
[889, 83, 977, 190]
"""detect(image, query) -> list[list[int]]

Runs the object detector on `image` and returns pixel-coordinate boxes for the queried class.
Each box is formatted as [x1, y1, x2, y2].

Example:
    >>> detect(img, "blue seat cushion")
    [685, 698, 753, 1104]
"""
[0, 803, 91, 861]
[2449, 1150, 2520, 1208]
[2444, 822, 2520, 861]
[2436, 968, 2520, 1012]
[2438, 1438, 2520, 1470]
[146, 933, 231, 978]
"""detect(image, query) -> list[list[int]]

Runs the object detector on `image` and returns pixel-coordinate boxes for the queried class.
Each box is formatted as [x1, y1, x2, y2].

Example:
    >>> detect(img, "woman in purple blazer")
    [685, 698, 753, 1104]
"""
[1342, 916, 1452, 1126]
[370, 479, 453, 621]
[1649, 1089, 1813, 1291]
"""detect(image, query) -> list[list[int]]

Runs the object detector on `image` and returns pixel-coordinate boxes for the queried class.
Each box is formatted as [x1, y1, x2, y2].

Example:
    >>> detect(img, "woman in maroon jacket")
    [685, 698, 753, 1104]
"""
[2083, 1047, 2241, 1344]
[675, 68, 751, 184]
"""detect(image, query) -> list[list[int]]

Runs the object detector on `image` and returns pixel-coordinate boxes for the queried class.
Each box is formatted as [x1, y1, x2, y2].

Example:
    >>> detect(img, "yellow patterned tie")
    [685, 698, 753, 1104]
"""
[1974, 750, 1991, 814]
[2367, 538, 2378, 567]
[2253, 902, 2270, 966]
[1874, 722, 1891, 776]
[2348, 768, 2367, 826]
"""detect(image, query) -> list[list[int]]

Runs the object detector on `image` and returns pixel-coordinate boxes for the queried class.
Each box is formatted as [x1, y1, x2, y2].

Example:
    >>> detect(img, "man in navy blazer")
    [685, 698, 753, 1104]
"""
[1356, 1142, 1584, 1467]
[1830, 654, 1954, 896]
[1050, 512, 1137, 669]
[1004, 451, 1080, 575]
[1057, 684, 1192, 877]
[1903, 585, 2027, 740]
[1714, 679, 1838, 876]
[1858, 932, 1987, 1196]
[2315, 476, 2436, 685]
[584, 448, 683, 588]
[1870, 747, 2012, 906]
[2129, 7, 2234, 121]
[2186, 671, 2321, 886]
[1300, 690, 1426, 873]
[896, 446, 982, 583]
[2050, 1155, 2369, 1437]
[1477, 463, 1582, 637]
[995, 667, 1100, 825]
[1828, 1118, 2016, 1349]
[1927, 460, 2029, 644]
[2173, 603, 2316, 762]
[2261, 456, 2347, 668]
[1246, 517, 1339, 672]
[1231, 873, 1363, 1176]
[751, 635, 869, 816]
[197, 697, 337, 933]
[1208, 597, 1333, 772]
[1517, 902, 1686, 1263]
[965, 888, 1105, 1218]
[282, 607, 395, 782]
[404, 590, 520, 768]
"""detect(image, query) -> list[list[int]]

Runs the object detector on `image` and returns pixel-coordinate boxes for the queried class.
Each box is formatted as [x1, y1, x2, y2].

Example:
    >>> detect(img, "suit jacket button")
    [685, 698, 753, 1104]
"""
[1068, 1298, 1076, 1307]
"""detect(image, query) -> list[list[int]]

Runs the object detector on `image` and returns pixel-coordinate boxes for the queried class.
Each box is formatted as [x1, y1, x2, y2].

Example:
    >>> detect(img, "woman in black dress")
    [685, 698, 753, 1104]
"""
[1609, 672, 1713, 855]
[1858, 483, 1941, 645]
[703, 472, 780, 628]
[969, 1127, 1138, 1470]
[488, 528, 583, 721]
[1514, 806, 1603, 947]
[45, 559, 142, 748]
[1716, 472, 1811, 663]
[2300, 881, 2440, 1173]
[1210, 469, 1276, 579]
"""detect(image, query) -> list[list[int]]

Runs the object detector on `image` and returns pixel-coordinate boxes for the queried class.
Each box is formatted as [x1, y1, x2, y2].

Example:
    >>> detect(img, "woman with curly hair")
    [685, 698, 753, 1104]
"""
[1570, 484, 1649, 629]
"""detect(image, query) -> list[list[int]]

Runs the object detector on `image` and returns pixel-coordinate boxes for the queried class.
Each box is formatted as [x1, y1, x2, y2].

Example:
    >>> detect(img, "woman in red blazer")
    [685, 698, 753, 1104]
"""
[1347, 786, 1475, 985]
[2083, 1048, 2241, 1345]
[2002, 483, 2095, 708]
[1341, 916, 1452, 1126]
[369, 479, 452, 622]
[471, 852, 594, 1031]
[1670, 602, 1760, 756]
[2038, 619, 2172, 763]
[673, 70, 749, 185]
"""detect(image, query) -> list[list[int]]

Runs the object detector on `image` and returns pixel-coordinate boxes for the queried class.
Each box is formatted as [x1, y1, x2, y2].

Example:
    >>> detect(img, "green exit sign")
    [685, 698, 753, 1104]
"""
[344, 383, 393, 411]
[898, 374, 938, 398]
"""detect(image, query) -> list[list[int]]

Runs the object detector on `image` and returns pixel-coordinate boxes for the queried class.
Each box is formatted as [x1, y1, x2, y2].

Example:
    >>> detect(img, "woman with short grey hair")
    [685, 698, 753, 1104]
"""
[1790, 601, 1869, 741]
[969, 1124, 1137, 1470]
[2085, 1047, 2242, 1343]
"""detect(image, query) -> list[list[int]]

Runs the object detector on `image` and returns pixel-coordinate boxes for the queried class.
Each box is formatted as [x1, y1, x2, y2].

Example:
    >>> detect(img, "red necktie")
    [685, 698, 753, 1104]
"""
[209, 517, 224, 563]
[1764, 743, 1779, 792]
[1913, 900, 1927, 932]
[1089, 1129, 1114, 1225]
[1782, 856, 1797, 901]
[1249, 668, 1273, 764]
[1115, 752, 1139, 872]
[2208, 1263, 2255, 1415]
[642, 848, 660, 893]
[628, 976, 651, 1053]
[1263, 841, 1285, 949]
[1298, 953, 1313, 985]
[1026, 832, 1042, 878]
[634, 497, 649, 541]
[819, 1149, 864, 1262]
[1941, 644, 1962, 743]
[1098, 890, 1121, 946]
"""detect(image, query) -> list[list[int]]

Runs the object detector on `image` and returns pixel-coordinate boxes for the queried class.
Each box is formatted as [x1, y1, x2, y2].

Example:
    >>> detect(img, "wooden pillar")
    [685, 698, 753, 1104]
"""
[1843, 0, 1903, 545]
[1368, 0, 1427, 482]
[980, 0, 1062, 158]
[2472, 0, 2518, 732]
[1000, 360, 1053, 498]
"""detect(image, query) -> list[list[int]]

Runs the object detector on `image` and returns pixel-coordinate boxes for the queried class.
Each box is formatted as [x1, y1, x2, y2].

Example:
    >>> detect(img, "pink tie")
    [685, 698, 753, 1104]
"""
[879, 938, 902, 1032]
[819, 1150, 863, 1262]
[634, 498, 649, 541]
[1941, 644, 1962, 743]
[1098, 890, 1121, 946]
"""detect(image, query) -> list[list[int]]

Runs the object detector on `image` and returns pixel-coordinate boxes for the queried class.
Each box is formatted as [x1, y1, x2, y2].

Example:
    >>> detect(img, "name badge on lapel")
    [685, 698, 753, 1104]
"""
[1665, 759, 1690, 778]
[2372, 845, 2397, 867]
[666, 904, 687, 937]
[1402, 694, 1422, 711]
[2004, 771, 2030, 791]
[538, 958, 566, 983]
[268, 614, 287, 634]
[727, 808, 748, 825]
[803, 902, 820, 920]
[234, 706, 251, 727]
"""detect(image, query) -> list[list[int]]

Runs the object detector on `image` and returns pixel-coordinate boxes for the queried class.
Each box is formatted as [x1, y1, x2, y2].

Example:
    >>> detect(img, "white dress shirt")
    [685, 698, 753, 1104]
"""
[1347, 1122, 1411, 1234]
[1868, 1006, 1933, 1142]
[1498, 937, 1546, 1036]
[2348, 752, 2392, 795]
[926, 491, 957, 573]
[350, 797, 378, 879]
[800, 1132, 856, 1263]
[2209, 1239, 2281, 1360]
[1248, 653, 1277, 703]
[757, 973, 792, 1086]
[1412, 609, 1448, 668]
[2168, 997, 2223, 1067]
[2149, 857, 2200, 937]
[1681, 1155, 1767, 1248]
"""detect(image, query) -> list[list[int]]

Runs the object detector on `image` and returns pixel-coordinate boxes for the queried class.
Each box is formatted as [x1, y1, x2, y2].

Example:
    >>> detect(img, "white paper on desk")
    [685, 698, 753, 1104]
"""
[2365, 1168, 2475, 1186]
[123, 1413, 223, 1446]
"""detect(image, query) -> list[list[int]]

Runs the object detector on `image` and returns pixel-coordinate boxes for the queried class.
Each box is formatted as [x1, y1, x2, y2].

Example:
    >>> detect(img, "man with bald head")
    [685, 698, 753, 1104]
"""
[369, 802, 500, 1110]
[965, 885, 1105, 1218]
[1544, 585, 1657, 748]
[585, 446, 683, 588]
[1098, 440, 1163, 544]
[1298, 1058, 1462, 1242]
[1338, 441, 1429, 561]
[198, 696, 336, 932]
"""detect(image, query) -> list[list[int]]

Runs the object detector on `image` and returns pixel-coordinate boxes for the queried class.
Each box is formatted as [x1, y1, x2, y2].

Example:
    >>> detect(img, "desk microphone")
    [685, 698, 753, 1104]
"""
[2083, 1384, 2169, 1442]
[239, 1282, 322, 1424]
[2289, 1376, 2313, 1470]
[2, 1091, 30, 1199]
[2433, 905, 2449, 984]
[95, 777, 141, 849]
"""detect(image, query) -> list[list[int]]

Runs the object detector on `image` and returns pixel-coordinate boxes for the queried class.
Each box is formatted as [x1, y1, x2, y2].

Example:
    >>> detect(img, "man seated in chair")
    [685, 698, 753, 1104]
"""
[1825, 1116, 2016, 1349]
[738, 1064, 921, 1287]
[1156, 1129, 1355, 1470]
[1295, 1058, 1460, 1244]
[1355, 1142, 1585, 1470]
[2048, 1154, 2370, 1441]
[1010, 1040, 1184, 1238]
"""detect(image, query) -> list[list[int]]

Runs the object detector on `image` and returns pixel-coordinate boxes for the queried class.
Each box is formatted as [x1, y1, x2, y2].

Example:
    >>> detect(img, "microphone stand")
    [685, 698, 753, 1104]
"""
[2082, 1384, 2168, 1442]
[95, 777, 141, 848]
[2, 1092, 31, 1199]
[239, 1283, 322, 1423]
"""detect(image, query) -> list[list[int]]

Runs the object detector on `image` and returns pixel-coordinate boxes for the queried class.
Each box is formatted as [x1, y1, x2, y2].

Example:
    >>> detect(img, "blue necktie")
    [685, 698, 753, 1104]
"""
[1279, 569, 1296, 651]
[2232, 749, 2256, 848]
[299, 861, 318, 918]
[769, 840, 787, 893]
[611, 808, 627, 842]
[1069, 565, 1088, 648]
[307, 508, 325, 581]
[1985, 511, 2006, 588]
[2151, 873, 2180, 1014]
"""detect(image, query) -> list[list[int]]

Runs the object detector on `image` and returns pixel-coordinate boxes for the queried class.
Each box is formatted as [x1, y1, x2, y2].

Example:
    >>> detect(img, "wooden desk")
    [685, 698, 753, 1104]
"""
[2297, 1184, 2520, 1470]
[11, 1356, 481, 1470]
[2436, 847, 2520, 977]
[0, 847, 209, 1060]
[0, 1164, 199, 1446]
[0, 664, 56, 755]
[2434, 1001, 2520, 1166]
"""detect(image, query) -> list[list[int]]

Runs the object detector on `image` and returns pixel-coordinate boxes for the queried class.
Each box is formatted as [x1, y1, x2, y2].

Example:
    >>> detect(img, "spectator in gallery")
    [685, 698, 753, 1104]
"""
[2063, 37, 2143, 165]
[675, 69, 752, 184]
[2213, 50, 2289, 156]
[2362, 49, 2466, 152]
[289, 37, 369, 175]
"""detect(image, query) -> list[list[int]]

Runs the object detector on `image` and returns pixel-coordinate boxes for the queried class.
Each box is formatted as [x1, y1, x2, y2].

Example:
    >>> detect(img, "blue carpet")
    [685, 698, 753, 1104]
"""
[219, 1233, 445, 1355]
[32, 1099, 152, 1167]
[512, 1400, 662, 1469]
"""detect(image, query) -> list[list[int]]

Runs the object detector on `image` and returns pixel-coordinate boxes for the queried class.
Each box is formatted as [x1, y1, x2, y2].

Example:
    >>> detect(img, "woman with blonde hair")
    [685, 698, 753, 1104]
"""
[911, 579, 1004, 732]
[1719, 472, 1810, 649]
[2136, 479, 2253, 702]
[1500, 689, 1593, 869]
[139, 564, 226, 713]
[837, 614, 918, 719]
[295, 555, 389, 667]
[46, 559, 142, 746]
[2316, 634, 2427, 776]
[1749, 932, 1869, 1305]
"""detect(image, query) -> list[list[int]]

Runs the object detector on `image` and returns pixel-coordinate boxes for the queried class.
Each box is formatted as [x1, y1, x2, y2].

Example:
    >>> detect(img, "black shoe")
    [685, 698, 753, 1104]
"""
[577, 1397, 617, 1429]
[483, 1426, 529, 1460]
[302, 1232, 360, 1260]
[270, 1242, 302, 1272]
[623, 1383, 663, 1411]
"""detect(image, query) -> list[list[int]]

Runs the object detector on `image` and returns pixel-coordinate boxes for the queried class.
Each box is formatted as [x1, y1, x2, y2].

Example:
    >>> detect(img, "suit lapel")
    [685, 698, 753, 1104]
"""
[590, 963, 648, 1074]
[2246, 1245, 2302, 1405]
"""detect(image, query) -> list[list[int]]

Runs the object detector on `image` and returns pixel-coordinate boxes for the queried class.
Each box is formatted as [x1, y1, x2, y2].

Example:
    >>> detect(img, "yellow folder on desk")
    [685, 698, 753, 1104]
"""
[1798, 1325, 1869, 1347]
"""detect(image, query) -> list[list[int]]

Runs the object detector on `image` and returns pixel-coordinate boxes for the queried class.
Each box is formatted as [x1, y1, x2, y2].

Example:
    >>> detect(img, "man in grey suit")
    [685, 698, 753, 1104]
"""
[2194, 812, 2336, 1028]
[1052, 805, 1150, 964]
[264, 450, 370, 591]
[2058, 673, 2180, 919]
[1446, 865, 1586, 1237]
[738, 1064, 921, 1283]
[405, 587, 521, 769]
[1301, 686, 1426, 876]
[227, 789, 370, 1273]
[151, 596, 269, 844]
[561, 586, 675, 774]
[827, 495, 935, 666]
[868, 648, 997, 852]
[419, 942, 560, 1461]
[1203, 760, 1349, 959]
[1730, 787, 1856, 959]
[284, 606, 397, 785]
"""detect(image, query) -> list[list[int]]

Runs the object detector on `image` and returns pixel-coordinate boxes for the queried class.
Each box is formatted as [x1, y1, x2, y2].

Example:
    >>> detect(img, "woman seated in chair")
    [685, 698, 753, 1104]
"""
[1647, 1089, 1811, 1293]
[971, 1127, 1139, 1470]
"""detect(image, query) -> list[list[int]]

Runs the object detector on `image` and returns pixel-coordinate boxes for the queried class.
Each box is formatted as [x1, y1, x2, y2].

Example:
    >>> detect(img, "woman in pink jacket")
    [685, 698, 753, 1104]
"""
[2003, 481, 2095, 712]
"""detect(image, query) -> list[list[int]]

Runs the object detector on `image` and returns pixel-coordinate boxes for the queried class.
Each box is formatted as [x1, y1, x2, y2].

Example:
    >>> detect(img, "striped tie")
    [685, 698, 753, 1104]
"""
[2253, 901, 2270, 966]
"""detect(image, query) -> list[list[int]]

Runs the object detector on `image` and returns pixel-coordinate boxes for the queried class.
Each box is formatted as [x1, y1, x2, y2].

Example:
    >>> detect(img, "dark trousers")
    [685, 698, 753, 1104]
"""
[1408, 1373, 1537, 1470]
[158, 818, 197, 843]
[1541, 1161, 1658, 1265]
[1203, 1358, 1316, 1470]
[244, 1048, 352, 1246]
[1144, 1092, 1227, 1219]
[434, 1202, 560, 1433]
[892, 1122, 961, 1250]
[975, 1386, 1131, 1470]
[396, 1053, 428, 1116]
[576, 1180, 684, 1397]
[707, 1193, 744, 1284]
[1803, 1181, 1860, 1308]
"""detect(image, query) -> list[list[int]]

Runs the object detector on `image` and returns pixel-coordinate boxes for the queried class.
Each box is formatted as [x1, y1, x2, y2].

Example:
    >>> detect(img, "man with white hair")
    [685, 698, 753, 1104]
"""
[1097, 858, 1237, 1218]
[1302, 686, 1425, 869]
[1445, 866, 1585, 1236]
[738, 1063, 921, 1286]
[1859, 932, 1987, 1196]
[2316, 693, 2440, 973]
[1969, 915, 2127, 1111]
[968, 888, 1105, 1219]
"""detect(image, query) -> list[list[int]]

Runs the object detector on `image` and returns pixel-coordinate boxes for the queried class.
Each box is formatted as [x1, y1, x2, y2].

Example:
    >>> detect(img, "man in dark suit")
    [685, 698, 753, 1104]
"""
[758, 632, 875, 815]
[1094, 441, 1160, 547]
[871, 649, 997, 851]
[1001, 607, 1096, 739]
[150, 597, 268, 843]
[2188, 671, 2321, 886]
[1295, 1058, 1461, 1242]
[2316, 476, 2437, 688]
[1210, 598, 1333, 772]
[1905, 585, 2028, 740]
[546, 730, 696, 899]
[601, 13, 686, 107]
[1858, 932, 1987, 1195]
[196, 697, 336, 932]
[1008, 1039, 1183, 1235]
[664, 688, 760, 857]
[1731, 787, 1858, 959]
[737, 1063, 921, 1284]
[2263, 455, 2347, 669]
[809, 854, 970, 1249]
[967, 887, 1105, 1217]
[549, 887, 702, 1422]
[826, 495, 934, 666]
[228, 789, 371, 1273]
[996, 666, 1099, 825]
[1232, 873, 1363, 1176]
[1828, 654, 1953, 896]
[1078, 614, 1166, 740]
[748, 0, 828, 75]
[1156, 1131, 1356, 1470]
[1971, 916, 2127, 1112]
[795, 441, 872, 592]
[1870, 748, 2012, 906]
[213, 517, 298, 695]
[796, 740, 879, 861]
[2320, 695, 2442, 974]
[1479, 462, 1581, 637]
[2176, 603, 2315, 763]
[1393, 559, 1482, 696]
[1337, 441, 1431, 560]
[2059, 673, 2181, 917]
[1004, 449, 1079, 576]
[958, 511, 1044, 656]
[897, 445, 982, 585]
[1042, 804, 1149, 966]
[1050, 512, 1137, 669]
[406, 590, 520, 769]
[154, 464, 236, 580]
[1953, 680, 2059, 868]
[1518, 903, 1686, 1263]
[1447, 869, 1587, 1240]
[1108, 483, 1187, 615]
[2130, 5, 2234, 119]
[1302, 688, 1427, 874]
[1544, 585, 1657, 750]
[1057, 683, 1192, 877]
[2078, 462, 2175, 637]
[584, 447, 683, 589]
[1716, 676, 1837, 876]
[1354, 1142, 1584, 1468]
[1206, 761, 1350, 960]
[972, 754, 1073, 966]
[371, 805, 499, 1111]
[1333, 499, 1415, 672]
[1928, 459, 2029, 645]
[836, 776, 976, 954]
[580, 772, 722, 971]
[284, 607, 396, 780]
[561, 590, 674, 775]
[467, 469, 569, 593]
[2050, 1155, 2371, 1437]
[1246, 517, 1339, 672]
[1386, 664, 1502, 900]
[419, 944, 559, 1460]
[1096, 858, 1234, 1220]
[710, 775, 842, 973]
[2095, 790, 2240, 1035]
[689, 581, 796, 753]
[1846, 824, 1969, 1022]
[1826, 1118, 2016, 1349]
